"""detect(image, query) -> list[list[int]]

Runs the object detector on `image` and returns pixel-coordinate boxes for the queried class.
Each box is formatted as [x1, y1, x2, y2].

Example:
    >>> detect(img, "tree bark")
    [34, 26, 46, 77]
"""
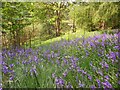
[56, 7, 61, 36]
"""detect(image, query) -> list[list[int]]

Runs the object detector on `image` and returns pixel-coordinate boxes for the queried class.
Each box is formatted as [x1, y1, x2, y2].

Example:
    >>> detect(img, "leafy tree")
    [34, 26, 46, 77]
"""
[93, 2, 119, 30]
[35, 2, 70, 37]
[2, 2, 33, 48]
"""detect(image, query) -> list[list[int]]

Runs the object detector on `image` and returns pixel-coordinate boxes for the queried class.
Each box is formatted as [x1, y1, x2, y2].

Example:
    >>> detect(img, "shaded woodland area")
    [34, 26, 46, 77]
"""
[1, 2, 120, 49]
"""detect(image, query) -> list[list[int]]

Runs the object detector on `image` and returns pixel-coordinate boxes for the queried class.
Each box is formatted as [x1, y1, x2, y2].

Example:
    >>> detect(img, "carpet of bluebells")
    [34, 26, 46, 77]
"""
[2, 32, 120, 88]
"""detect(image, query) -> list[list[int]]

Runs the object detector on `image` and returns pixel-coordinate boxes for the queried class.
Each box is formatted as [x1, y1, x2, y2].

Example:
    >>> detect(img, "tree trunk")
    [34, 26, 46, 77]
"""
[11, 30, 16, 49]
[29, 31, 31, 48]
[56, 10, 61, 36]
[16, 29, 20, 48]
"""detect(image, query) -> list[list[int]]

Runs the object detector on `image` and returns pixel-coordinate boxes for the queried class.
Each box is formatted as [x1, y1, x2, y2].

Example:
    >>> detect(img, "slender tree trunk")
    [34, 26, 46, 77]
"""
[11, 30, 16, 49]
[16, 29, 20, 48]
[56, 10, 61, 36]
[72, 8, 76, 33]
[29, 31, 31, 48]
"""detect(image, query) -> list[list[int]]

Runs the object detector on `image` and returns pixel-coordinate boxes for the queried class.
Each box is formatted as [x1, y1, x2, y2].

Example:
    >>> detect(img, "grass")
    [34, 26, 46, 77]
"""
[28, 28, 101, 48]
[2, 30, 119, 88]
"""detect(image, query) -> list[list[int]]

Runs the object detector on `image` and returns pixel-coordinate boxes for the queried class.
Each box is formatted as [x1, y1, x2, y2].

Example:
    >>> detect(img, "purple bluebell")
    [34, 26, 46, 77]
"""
[87, 74, 92, 81]
[102, 81, 112, 88]
[34, 56, 38, 64]
[52, 73, 55, 78]
[56, 59, 60, 65]
[76, 67, 81, 73]
[71, 62, 77, 68]
[90, 85, 96, 89]
[66, 82, 72, 88]
[79, 83, 85, 87]
[96, 79, 101, 87]
[55, 77, 64, 87]
[9, 76, 14, 81]
[97, 70, 103, 76]
[100, 61, 109, 69]
[9, 64, 14, 68]
[104, 75, 109, 80]
[2, 65, 9, 74]
[81, 70, 87, 75]
[30, 65, 37, 76]
[108, 52, 117, 62]
[63, 58, 68, 64]
[63, 70, 68, 77]
[118, 80, 120, 85]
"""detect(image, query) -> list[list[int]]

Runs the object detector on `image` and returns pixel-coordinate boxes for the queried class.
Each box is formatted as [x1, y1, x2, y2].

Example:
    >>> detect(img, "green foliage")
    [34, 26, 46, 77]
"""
[93, 2, 119, 29]
[35, 2, 70, 37]
[2, 2, 32, 31]
[2, 2, 33, 48]
[69, 2, 119, 32]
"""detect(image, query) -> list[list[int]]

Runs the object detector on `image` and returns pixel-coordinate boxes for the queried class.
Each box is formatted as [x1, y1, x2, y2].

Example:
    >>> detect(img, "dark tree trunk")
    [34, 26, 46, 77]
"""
[56, 9, 61, 36]
[29, 31, 31, 48]
[16, 29, 20, 48]
[11, 30, 16, 49]
[72, 10, 76, 33]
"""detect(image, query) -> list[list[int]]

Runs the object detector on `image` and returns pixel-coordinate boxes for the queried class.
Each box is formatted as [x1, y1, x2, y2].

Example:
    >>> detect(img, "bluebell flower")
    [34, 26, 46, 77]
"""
[79, 83, 85, 88]
[9, 76, 14, 81]
[102, 81, 112, 88]
[76, 67, 81, 73]
[87, 74, 92, 81]
[66, 82, 72, 88]
[63, 70, 68, 77]
[96, 79, 101, 87]
[55, 77, 64, 87]
[104, 75, 109, 80]
[30, 65, 37, 76]
[9, 64, 14, 68]
[52, 73, 55, 78]
[90, 85, 96, 90]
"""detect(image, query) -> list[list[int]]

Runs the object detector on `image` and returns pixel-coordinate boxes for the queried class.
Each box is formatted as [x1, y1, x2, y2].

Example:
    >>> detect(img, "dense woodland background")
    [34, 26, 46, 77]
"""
[1, 2, 120, 49]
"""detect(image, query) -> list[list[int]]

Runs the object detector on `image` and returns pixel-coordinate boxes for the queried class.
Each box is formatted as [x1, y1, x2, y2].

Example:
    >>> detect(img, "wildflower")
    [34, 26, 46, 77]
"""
[71, 62, 77, 68]
[108, 52, 116, 61]
[0, 83, 2, 90]
[90, 62, 93, 67]
[79, 83, 85, 87]
[9, 64, 14, 68]
[100, 61, 109, 69]
[87, 74, 92, 81]
[114, 46, 119, 49]
[63, 58, 68, 64]
[2, 65, 9, 74]
[58, 78, 64, 86]
[90, 42, 95, 47]
[63, 70, 68, 77]
[56, 60, 60, 65]
[118, 80, 120, 85]
[104, 75, 109, 80]
[81, 70, 87, 75]
[85, 50, 89, 56]
[76, 67, 81, 73]
[97, 70, 103, 76]
[102, 81, 112, 88]
[9, 76, 14, 81]
[55, 77, 64, 87]
[30, 65, 37, 76]
[96, 79, 101, 87]
[98, 53, 101, 57]
[66, 82, 72, 88]
[52, 73, 55, 78]
[34, 56, 38, 64]
[90, 85, 96, 89]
